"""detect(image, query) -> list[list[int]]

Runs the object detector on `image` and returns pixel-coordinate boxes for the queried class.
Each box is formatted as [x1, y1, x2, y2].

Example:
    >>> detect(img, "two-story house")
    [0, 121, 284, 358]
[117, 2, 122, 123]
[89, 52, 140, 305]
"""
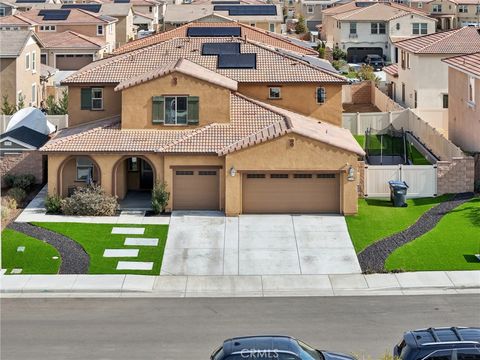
[40, 27, 366, 215]
[0, 0, 17, 17]
[456, 0, 480, 26]
[295, 0, 341, 33]
[442, 52, 480, 160]
[385, 26, 480, 109]
[408, 0, 479, 29]
[0, 30, 42, 108]
[322, 1, 436, 62]
[163, 4, 284, 33]
[0, 8, 117, 69]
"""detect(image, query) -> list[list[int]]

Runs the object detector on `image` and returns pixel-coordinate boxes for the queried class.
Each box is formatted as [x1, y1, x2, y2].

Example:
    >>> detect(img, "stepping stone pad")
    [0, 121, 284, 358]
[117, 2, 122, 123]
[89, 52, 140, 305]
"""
[124, 238, 159, 246]
[116, 261, 153, 270]
[103, 249, 139, 258]
[111, 227, 145, 235]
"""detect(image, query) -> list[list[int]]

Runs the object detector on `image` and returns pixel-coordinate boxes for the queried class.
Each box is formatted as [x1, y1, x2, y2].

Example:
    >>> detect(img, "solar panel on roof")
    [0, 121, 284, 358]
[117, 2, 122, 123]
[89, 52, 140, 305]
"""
[213, 5, 277, 16]
[16, 0, 45, 3]
[202, 42, 240, 55]
[38, 9, 71, 20]
[217, 53, 256, 69]
[113, 0, 130, 3]
[187, 27, 241, 37]
[211, 0, 240, 4]
[61, 4, 101, 12]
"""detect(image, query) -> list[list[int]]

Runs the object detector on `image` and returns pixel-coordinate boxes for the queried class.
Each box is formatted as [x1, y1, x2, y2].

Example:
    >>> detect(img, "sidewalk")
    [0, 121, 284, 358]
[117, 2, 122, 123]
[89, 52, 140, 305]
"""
[15, 185, 170, 225]
[1, 271, 479, 298]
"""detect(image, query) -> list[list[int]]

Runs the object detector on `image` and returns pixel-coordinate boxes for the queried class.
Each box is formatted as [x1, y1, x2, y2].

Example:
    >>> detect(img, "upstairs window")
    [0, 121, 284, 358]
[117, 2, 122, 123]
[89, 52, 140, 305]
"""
[269, 23, 275, 32]
[468, 75, 475, 105]
[316, 87, 326, 104]
[349, 22, 357, 34]
[31, 51, 36, 72]
[81, 87, 103, 110]
[39, 25, 56, 31]
[148, 6, 152, 12]
[432, 4, 442, 12]
[0, 8, 5, 16]
[412, 23, 427, 35]
[417, 2, 422, 7]
[269, 87, 281, 99]
[477, 5, 480, 14]
[152, 96, 199, 125]
[458, 4, 468, 12]
[307, 5, 314, 13]
[396, 23, 400, 30]
[371, 22, 386, 34]
[25, 52, 30, 70]
[97, 25, 104, 36]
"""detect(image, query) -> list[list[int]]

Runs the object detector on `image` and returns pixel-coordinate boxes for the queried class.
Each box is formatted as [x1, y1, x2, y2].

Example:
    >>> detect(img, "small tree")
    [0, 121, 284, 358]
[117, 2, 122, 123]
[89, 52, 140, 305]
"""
[1, 95, 16, 115]
[57, 89, 68, 114]
[295, 15, 307, 34]
[332, 47, 347, 61]
[316, 41, 326, 59]
[152, 181, 170, 214]
[358, 64, 380, 84]
[46, 95, 59, 115]
[17, 93, 25, 110]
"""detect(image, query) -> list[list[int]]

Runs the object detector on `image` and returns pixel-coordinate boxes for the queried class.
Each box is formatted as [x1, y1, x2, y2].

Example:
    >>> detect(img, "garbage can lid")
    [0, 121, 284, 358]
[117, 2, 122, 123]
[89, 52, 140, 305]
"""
[388, 180, 408, 189]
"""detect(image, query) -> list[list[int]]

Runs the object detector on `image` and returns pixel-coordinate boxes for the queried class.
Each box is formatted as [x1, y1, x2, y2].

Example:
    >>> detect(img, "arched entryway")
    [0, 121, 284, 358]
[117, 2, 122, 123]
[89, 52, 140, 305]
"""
[58, 155, 101, 197]
[113, 156, 156, 209]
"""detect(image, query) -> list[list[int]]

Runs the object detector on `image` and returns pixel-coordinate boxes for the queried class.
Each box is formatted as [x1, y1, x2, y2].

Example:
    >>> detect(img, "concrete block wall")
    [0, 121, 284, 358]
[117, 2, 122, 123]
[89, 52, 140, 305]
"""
[342, 81, 373, 104]
[0, 151, 44, 188]
[437, 157, 475, 195]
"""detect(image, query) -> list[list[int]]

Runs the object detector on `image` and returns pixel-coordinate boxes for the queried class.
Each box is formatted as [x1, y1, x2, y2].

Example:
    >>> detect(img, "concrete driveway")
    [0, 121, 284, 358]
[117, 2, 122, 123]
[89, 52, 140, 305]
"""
[161, 212, 361, 276]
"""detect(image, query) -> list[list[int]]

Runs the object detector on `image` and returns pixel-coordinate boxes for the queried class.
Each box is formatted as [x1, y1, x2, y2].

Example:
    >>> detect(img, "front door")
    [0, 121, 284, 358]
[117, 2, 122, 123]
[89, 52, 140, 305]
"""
[140, 159, 153, 189]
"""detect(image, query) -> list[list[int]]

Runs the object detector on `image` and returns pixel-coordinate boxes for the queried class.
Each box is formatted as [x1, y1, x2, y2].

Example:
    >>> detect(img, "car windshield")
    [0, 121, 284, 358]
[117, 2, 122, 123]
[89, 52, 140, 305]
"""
[297, 340, 324, 360]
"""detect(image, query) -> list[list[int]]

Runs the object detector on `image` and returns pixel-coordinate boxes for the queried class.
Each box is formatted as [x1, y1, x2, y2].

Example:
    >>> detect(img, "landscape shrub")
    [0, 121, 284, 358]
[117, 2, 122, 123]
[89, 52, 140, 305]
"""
[45, 194, 62, 214]
[61, 185, 118, 216]
[3, 174, 16, 188]
[6, 187, 27, 203]
[152, 181, 170, 214]
[3, 174, 36, 190]
[1, 196, 17, 221]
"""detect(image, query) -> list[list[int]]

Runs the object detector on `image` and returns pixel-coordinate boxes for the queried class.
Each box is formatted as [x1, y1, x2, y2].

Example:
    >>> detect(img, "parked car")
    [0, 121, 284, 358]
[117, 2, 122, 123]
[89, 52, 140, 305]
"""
[394, 327, 480, 360]
[364, 54, 384, 71]
[211, 335, 356, 360]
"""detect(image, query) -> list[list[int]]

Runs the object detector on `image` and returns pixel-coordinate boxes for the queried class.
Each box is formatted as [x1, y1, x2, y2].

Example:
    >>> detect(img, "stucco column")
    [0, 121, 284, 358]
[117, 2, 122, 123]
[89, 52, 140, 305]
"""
[47, 154, 66, 195]
[224, 159, 242, 216]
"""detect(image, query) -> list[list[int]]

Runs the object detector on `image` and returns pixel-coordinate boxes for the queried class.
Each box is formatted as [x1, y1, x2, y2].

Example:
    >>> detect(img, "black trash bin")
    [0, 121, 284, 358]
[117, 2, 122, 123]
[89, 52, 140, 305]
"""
[388, 180, 408, 207]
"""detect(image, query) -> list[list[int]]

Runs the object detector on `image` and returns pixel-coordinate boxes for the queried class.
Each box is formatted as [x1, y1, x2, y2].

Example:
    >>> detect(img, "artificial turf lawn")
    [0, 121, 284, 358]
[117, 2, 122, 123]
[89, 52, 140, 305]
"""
[1, 229, 61, 274]
[385, 197, 480, 271]
[33, 222, 168, 275]
[345, 195, 451, 253]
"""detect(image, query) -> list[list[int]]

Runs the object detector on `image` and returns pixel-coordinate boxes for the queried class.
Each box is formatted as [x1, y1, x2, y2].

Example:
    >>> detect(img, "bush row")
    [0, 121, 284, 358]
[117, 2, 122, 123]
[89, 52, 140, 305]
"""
[3, 174, 36, 190]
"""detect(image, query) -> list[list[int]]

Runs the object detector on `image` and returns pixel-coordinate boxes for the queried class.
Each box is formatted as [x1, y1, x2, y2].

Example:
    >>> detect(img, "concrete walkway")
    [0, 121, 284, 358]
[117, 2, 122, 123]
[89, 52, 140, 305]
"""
[1, 271, 479, 297]
[161, 212, 361, 276]
[15, 185, 169, 225]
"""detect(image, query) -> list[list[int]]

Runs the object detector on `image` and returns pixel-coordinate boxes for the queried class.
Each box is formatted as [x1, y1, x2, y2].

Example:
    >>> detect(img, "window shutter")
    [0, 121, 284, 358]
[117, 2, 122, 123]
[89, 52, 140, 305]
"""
[81, 88, 91, 110]
[152, 96, 164, 123]
[187, 96, 199, 124]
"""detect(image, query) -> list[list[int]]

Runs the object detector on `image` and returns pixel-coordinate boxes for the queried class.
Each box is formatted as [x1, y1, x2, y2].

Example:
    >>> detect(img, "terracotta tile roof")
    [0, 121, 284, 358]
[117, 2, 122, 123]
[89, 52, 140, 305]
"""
[0, 29, 42, 57]
[101, 0, 162, 6]
[37, 30, 106, 49]
[115, 58, 238, 91]
[132, 10, 154, 20]
[0, 13, 37, 26]
[63, 37, 343, 84]
[332, 2, 434, 21]
[40, 93, 365, 156]
[383, 63, 398, 77]
[112, 21, 318, 56]
[443, 51, 480, 77]
[395, 26, 480, 54]
[16, 8, 116, 25]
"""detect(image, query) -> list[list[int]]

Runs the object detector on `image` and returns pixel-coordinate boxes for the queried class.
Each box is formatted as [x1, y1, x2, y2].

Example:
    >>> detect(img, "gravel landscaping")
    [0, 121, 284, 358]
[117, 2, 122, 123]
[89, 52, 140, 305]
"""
[8, 222, 89, 274]
[357, 192, 474, 273]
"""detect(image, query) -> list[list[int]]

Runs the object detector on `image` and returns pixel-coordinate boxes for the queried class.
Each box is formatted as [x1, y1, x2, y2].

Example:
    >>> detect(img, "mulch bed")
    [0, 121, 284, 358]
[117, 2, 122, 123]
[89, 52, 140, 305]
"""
[357, 192, 475, 273]
[8, 222, 90, 274]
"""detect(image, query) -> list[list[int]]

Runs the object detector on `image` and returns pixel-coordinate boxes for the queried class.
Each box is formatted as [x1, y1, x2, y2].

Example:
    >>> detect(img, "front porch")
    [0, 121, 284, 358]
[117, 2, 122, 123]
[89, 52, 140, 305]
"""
[119, 191, 152, 211]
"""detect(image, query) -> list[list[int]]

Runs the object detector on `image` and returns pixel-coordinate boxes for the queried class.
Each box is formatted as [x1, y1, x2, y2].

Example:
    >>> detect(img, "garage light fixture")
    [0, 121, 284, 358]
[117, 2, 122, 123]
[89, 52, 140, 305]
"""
[347, 165, 355, 181]
[229, 166, 237, 177]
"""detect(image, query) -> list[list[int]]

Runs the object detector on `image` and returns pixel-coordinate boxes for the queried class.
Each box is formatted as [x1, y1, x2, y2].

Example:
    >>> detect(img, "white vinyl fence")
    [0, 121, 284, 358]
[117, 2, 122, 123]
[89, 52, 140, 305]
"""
[365, 164, 437, 198]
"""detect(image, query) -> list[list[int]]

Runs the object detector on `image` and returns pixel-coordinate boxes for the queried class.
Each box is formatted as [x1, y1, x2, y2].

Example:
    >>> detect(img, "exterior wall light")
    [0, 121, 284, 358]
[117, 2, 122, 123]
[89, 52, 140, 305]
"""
[347, 165, 355, 181]
[229, 166, 237, 177]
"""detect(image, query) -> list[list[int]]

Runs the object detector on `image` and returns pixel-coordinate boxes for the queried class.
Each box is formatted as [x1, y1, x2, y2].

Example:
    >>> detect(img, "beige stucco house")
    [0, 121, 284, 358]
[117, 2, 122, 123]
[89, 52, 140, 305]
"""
[41, 25, 366, 215]
[0, 30, 42, 108]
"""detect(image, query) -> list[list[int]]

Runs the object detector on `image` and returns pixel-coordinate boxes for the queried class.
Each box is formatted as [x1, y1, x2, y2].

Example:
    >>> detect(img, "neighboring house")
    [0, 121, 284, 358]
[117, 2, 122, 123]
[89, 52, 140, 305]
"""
[99, 0, 163, 31]
[41, 54, 364, 215]
[0, 30, 42, 108]
[0, 0, 17, 16]
[322, 1, 436, 62]
[456, 0, 480, 26]
[295, 0, 341, 32]
[133, 8, 155, 31]
[442, 52, 480, 154]
[0, 126, 49, 155]
[163, 4, 284, 32]
[386, 26, 480, 109]
[0, 8, 117, 52]
[12, 0, 60, 12]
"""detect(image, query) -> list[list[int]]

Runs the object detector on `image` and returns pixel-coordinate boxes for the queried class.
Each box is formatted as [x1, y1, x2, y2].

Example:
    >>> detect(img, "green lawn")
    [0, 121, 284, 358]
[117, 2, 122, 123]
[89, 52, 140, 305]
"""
[346, 195, 451, 253]
[386, 197, 480, 271]
[33, 223, 168, 275]
[2, 229, 61, 274]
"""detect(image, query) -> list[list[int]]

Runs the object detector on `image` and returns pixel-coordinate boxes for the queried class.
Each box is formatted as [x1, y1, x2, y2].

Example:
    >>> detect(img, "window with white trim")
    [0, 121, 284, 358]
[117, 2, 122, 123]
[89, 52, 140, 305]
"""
[412, 23, 427, 35]
[316, 87, 326, 104]
[91, 88, 103, 110]
[39, 25, 56, 31]
[165, 96, 187, 124]
[31, 51, 36, 72]
[31, 83, 36, 104]
[371, 22, 386, 34]
[269, 23, 275, 32]
[25, 52, 30, 70]
[458, 4, 468, 12]
[76, 157, 94, 181]
[468, 75, 476, 105]
[97, 25, 104, 36]
[0, 8, 5, 16]
[268, 87, 281, 99]
[417, 2, 422, 8]
[432, 4, 442, 12]
[307, 5, 313, 13]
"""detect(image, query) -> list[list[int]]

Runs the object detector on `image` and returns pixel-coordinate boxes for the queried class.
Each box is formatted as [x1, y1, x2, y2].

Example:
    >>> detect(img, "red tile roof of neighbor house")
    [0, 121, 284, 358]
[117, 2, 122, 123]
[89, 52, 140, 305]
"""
[395, 26, 480, 54]
[62, 37, 346, 84]
[0, 13, 37, 26]
[37, 30, 106, 49]
[112, 21, 318, 56]
[332, 2, 434, 21]
[443, 52, 480, 77]
[10, 8, 116, 25]
[40, 93, 365, 156]
[383, 63, 398, 77]
[323, 0, 429, 17]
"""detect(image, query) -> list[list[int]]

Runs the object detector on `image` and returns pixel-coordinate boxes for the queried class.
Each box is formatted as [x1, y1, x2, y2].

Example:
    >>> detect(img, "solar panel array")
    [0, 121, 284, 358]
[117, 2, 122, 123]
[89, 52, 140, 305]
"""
[217, 53, 256, 69]
[38, 9, 71, 20]
[113, 0, 130, 3]
[202, 42, 240, 55]
[61, 4, 101, 12]
[213, 5, 277, 16]
[211, 0, 240, 4]
[16, 0, 46, 3]
[187, 27, 241, 37]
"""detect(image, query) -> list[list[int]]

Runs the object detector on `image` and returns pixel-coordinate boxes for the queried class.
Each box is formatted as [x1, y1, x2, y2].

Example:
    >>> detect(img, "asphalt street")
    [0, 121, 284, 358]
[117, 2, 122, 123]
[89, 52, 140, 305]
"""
[1, 295, 479, 359]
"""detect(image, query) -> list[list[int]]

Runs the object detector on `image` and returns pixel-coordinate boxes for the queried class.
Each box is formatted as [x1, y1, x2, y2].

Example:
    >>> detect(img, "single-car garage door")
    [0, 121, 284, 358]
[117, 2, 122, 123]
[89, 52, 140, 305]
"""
[55, 54, 93, 71]
[173, 168, 220, 210]
[242, 172, 340, 214]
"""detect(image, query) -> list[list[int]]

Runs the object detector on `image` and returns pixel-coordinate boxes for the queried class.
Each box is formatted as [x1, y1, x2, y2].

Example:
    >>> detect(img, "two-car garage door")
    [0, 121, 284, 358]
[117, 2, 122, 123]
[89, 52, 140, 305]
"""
[242, 172, 340, 214]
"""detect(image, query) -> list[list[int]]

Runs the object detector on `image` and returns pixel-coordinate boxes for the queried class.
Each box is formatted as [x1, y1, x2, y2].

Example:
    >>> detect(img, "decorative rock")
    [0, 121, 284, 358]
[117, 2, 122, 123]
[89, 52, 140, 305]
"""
[124, 238, 159, 246]
[111, 227, 145, 235]
[116, 261, 153, 270]
[103, 249, 139, 258]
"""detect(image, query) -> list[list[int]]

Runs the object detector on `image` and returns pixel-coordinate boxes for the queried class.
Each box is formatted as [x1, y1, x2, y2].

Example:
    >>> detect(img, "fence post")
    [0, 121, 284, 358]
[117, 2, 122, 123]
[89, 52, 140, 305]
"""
[356, 112, 360, 135]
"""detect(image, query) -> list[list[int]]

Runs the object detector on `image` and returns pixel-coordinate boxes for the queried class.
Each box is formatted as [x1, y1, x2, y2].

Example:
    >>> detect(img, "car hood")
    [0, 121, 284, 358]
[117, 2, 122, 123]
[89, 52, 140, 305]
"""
[322, 350, 357, 360]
